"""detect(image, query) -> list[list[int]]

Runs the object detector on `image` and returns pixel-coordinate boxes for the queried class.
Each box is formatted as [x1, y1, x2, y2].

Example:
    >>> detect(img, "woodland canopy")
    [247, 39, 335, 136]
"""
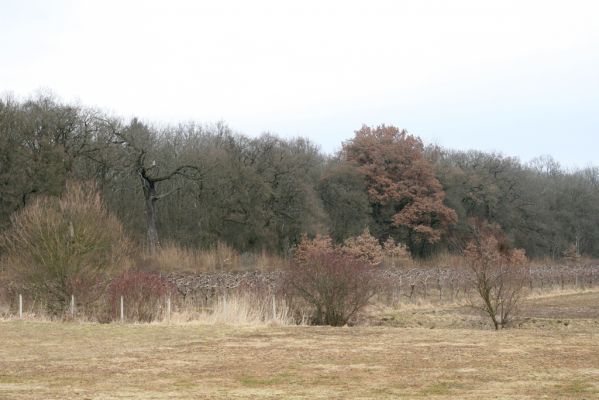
[1, 94, 598, 259]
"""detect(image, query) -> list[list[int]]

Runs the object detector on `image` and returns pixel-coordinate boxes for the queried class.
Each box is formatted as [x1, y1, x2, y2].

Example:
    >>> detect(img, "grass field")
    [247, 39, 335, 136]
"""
[1, 291, 598, 399]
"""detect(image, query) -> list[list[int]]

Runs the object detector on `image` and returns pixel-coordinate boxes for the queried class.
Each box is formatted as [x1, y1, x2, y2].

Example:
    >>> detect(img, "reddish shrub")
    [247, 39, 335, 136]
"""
[108, 271, 177, 322]
[286, 249, 375, 326]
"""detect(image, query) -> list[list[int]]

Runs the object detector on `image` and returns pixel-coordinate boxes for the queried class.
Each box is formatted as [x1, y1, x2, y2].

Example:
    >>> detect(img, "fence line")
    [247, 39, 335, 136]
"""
[5, 265, 598, 322]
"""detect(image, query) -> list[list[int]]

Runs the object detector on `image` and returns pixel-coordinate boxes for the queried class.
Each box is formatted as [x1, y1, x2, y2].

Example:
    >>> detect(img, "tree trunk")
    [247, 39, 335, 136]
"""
[142, 177, 159, 253]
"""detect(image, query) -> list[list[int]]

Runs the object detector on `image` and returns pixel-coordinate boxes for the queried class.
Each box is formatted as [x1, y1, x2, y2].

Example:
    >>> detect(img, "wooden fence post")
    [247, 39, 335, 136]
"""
[120, 295, 124, 323]
[19, 294, 23, 319]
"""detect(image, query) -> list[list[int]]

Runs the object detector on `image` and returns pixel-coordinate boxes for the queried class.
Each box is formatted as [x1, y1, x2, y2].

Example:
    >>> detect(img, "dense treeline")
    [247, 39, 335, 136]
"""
[1, 94, 598, 259]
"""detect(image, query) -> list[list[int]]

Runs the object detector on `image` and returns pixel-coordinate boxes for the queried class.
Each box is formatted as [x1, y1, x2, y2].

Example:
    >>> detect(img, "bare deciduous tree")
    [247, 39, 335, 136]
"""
[110, 119, 208, 253]
[464, 221, 528, 330]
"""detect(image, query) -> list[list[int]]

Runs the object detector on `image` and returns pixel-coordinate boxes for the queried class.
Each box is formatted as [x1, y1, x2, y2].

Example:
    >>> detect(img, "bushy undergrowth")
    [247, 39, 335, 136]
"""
[1, 188, 593, 328]
[287, 249, 375, 326]
[0, 182, 130, 315]
[294, 229, 411, 268]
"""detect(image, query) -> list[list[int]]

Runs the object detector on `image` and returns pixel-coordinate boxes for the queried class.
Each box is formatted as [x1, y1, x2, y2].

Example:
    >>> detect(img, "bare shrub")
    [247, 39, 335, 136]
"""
[0, 181, 130, 315]
[108, 270, 177, 322]
[464, 223, 528, 330]
[287, 249, 375, 326]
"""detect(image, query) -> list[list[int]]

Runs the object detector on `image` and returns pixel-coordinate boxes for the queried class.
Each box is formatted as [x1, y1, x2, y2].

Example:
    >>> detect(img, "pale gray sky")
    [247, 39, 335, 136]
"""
[1, 0, 598, 166]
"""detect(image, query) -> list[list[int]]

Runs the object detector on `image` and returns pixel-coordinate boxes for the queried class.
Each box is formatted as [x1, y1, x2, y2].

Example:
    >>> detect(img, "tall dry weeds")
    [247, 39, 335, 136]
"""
[141, 242, 286, 273]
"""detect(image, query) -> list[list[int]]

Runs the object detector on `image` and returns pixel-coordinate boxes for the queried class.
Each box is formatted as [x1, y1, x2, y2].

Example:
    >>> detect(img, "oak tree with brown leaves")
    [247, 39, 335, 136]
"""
[343, 125, 457, 252]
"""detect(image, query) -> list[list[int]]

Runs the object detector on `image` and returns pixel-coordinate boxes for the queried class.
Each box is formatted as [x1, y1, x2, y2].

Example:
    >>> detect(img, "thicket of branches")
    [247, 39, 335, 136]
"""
[0, 181, 130, 314]
[1, 93, 599, 260]
[464, 220, 529, 329]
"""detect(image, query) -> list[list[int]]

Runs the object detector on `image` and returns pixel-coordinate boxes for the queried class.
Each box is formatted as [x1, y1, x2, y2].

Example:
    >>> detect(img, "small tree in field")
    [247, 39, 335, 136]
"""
[464, 222, 528, 330]
[0, 181, 130, 314]
[288, 248, 375, 326]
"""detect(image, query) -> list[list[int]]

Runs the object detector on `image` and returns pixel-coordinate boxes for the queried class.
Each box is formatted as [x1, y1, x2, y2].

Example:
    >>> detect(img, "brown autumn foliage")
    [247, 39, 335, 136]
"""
[293, 234, 335, 264]
[343, 125, 457, 244]
[293, 229, 411, 268]
[341, 228, 383, 266]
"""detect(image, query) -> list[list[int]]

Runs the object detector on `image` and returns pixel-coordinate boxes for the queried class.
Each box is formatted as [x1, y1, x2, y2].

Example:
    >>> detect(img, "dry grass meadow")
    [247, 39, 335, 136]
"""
[1, 290, 598, 399]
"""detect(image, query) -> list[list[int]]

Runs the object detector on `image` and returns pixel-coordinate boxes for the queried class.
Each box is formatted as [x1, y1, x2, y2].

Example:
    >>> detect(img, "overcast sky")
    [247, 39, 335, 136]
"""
[1, 0, 598, 166]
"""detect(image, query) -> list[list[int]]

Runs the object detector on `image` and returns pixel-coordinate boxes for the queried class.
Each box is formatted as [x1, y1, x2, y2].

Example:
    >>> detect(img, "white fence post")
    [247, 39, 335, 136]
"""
[19, 294, 23, 319]
[120, 295, 124, 323]
[166, 296, 171, 323]
[70, 295, 75, 318]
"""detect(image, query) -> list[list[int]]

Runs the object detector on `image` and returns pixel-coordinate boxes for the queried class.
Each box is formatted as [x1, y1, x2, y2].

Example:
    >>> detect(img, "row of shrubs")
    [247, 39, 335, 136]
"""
[0, 181, 532, 328]
[0, 182, 404, 324]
